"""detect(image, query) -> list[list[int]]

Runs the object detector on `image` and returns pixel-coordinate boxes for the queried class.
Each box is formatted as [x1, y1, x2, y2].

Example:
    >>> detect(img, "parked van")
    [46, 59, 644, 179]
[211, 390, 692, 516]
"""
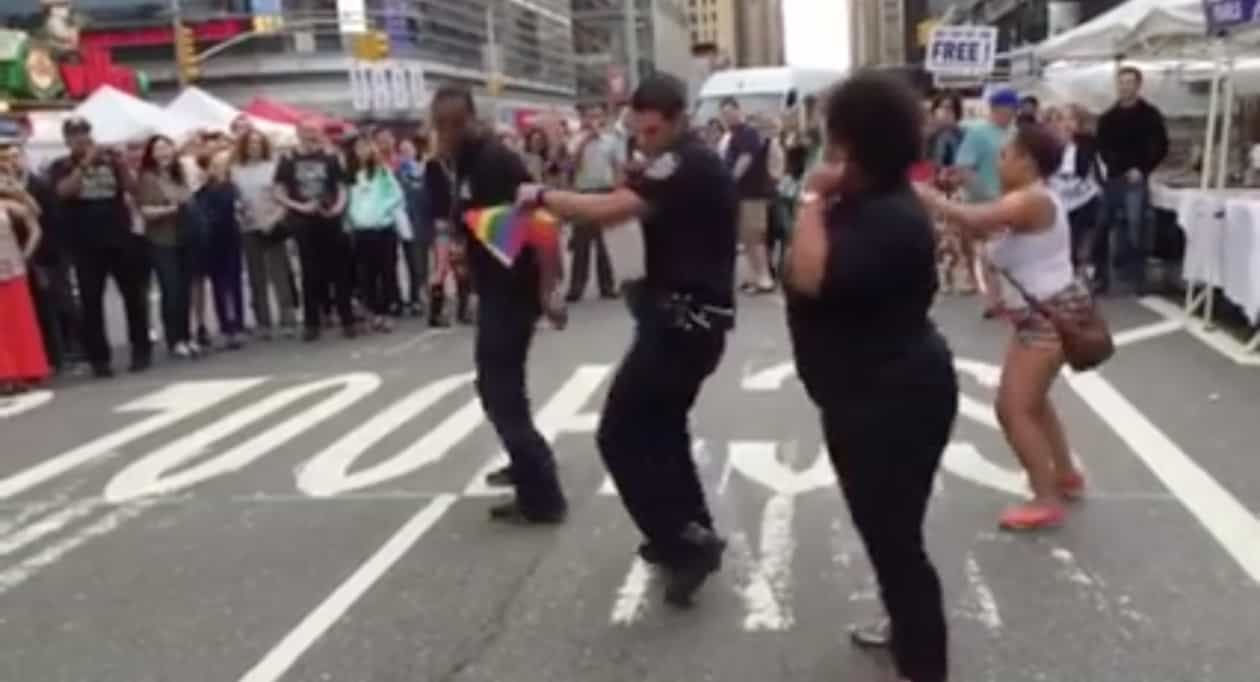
[692, 67, 846, 124]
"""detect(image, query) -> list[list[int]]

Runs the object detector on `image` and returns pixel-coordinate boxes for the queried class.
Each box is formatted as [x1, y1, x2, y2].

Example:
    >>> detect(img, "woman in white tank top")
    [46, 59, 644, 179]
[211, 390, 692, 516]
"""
[916, 123, 1091, 532]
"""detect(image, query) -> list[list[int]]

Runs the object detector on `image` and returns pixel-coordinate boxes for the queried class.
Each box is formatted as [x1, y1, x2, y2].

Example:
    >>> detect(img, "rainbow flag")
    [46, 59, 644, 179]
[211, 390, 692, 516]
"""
[463, 205, 560, 267]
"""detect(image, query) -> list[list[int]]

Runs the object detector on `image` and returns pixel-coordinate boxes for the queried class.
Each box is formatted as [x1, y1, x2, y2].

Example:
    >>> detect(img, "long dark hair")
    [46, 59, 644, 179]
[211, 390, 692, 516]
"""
[235, 129, 272, 164]
[343, 134, 382, 180]
[140, 134, 185, 185]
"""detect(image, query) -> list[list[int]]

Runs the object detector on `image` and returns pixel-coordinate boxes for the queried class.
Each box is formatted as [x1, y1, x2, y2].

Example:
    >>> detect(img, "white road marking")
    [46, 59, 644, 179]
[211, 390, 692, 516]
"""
[941, 442, 1028, 498]
[237, 494, 457, 682]
[1139, 295, 1260, 366]
[955, 552, 1003, 632]
[609, 558, 654, 625]
[732, 493, 797, 631]
[0, 390, 53, 419]
[1112, 319, 1183, 347]
[297, 373, 481, 497]
[104, 374, 380, 503]
[740, 361, 796, 391]
[1067, 370, 1260, 584]
[462, 365, 610, 497]
[0, 380, 266, 500]
[0, 501, 152, 596]
[0, 497, 67, 537]
[0, 499, 99, 557]
[728, 442, 834, 497]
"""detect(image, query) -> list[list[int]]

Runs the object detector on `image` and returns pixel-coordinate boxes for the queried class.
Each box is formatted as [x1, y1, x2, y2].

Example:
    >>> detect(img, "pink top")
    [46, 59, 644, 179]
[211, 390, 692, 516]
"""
[0, 208, 25, 282]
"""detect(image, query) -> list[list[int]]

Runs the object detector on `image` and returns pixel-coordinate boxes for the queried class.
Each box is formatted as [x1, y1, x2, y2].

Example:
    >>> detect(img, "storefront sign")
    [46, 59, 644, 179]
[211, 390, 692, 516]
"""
[337, 0, 369, 34]
[1203, 0, 1260, 32]
[926, 25, 998, 76]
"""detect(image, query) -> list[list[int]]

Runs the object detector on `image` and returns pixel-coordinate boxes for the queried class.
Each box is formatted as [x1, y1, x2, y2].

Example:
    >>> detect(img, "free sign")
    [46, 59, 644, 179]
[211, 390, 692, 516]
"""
[926, 25, 998, 76]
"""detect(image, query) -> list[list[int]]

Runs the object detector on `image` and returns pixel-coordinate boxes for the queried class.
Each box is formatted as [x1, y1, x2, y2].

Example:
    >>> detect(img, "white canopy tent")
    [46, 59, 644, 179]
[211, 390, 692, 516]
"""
[1037, 0, 1260, 342]
[165, 87, 297, 146]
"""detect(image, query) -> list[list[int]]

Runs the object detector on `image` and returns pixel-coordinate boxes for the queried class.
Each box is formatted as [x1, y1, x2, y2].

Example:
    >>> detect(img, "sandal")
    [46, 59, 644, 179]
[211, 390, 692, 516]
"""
[998, 502, 1065, 531]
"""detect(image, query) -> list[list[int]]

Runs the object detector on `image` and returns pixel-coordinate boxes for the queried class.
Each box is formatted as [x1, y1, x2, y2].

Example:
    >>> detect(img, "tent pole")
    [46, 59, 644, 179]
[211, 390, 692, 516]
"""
[1206, 41, 1236, 328]
[1188, 44, 1222, 319]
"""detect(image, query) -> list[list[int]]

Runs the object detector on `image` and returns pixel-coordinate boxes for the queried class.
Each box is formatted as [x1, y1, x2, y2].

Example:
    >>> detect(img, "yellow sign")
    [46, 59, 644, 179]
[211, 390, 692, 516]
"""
[917, 19, 938, 48]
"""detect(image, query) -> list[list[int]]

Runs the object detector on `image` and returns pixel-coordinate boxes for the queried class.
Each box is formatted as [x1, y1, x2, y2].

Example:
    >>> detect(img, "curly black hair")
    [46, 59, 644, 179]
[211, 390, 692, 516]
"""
[824, 71, 922, 192]
[1012, 122, 1064, 179]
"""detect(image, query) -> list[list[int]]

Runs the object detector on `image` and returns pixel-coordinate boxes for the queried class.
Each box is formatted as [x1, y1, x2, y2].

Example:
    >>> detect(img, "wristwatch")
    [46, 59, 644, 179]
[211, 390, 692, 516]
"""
[798, 190, 822, 207]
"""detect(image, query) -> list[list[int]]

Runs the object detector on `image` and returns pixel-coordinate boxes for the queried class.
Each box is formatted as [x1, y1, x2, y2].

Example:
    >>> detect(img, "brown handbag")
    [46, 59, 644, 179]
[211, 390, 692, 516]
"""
[1000, 270, 1115, 372]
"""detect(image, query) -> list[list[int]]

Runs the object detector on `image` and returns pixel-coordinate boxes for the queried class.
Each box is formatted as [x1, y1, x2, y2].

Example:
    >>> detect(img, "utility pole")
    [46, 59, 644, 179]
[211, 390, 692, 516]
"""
[623, 0, 640, 91]
[171, 0, 187, 87]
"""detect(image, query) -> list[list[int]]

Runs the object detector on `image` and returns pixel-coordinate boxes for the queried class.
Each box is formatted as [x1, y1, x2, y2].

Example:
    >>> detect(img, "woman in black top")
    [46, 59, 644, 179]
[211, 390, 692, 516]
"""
[785, 73, 958, 682]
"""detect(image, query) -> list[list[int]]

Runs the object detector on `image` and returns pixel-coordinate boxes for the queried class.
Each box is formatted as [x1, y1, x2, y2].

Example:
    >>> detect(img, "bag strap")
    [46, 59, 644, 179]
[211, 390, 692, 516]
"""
[998, 268, 1052, 317]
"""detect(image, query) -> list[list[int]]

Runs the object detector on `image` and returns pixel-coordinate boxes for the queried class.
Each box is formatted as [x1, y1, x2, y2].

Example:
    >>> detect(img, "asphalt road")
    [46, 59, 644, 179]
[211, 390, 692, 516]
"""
[3, 231, 1260, 682]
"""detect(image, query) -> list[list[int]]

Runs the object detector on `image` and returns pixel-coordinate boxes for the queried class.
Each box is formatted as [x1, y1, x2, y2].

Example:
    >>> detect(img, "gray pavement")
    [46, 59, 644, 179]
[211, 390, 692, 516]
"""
[3, 231, 1260, 681]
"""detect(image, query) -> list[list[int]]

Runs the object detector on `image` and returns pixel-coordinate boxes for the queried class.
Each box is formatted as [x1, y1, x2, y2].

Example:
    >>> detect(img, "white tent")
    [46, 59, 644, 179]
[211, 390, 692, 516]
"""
[1036, 0, 1259, 62]
[74, 85, 201, 145]
[166, 87, 297, 145]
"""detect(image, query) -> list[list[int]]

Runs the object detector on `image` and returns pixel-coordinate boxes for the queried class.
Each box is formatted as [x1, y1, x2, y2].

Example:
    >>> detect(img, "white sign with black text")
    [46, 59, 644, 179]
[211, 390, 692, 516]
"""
[926, 25, 998, 76]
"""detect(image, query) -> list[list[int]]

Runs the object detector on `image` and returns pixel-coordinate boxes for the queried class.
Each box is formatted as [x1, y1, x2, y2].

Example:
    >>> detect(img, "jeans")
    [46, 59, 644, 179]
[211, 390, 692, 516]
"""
[28, 261, 79, 370]
[474, 291, 566, 513]
[401, 236, 431, 307]
[295, 217, 354, 330]
[243, 232, 297, 330]
[816, 335, 957, 682]
[1102, 176, 1150, 290]
[74, 238, 151, 368]
[149, 242, 192, 348]
[353, 228, 399, 316]
[208, 240, 245, 336]
[597, 324, 725, 558]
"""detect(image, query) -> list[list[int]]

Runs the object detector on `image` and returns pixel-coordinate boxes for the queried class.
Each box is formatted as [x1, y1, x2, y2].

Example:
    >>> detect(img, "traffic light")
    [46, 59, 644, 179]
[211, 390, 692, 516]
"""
[353, 31, 390, 61]
[174, 24, 200, 83]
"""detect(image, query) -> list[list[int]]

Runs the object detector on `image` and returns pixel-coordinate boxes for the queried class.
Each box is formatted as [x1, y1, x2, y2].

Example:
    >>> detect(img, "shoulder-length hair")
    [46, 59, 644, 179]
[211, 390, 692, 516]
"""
[140, 134, 186, 185]
[235, 129, 272, 164]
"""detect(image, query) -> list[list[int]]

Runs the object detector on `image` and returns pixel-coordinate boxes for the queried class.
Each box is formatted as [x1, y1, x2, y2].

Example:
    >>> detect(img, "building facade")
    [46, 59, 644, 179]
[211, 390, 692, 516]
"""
[571, 0, 690, 104]
[2, 0, 577, 116]
[686, 0, 737, 65]
[734, 0, 784, 68]
[946, 0, 1127, 51]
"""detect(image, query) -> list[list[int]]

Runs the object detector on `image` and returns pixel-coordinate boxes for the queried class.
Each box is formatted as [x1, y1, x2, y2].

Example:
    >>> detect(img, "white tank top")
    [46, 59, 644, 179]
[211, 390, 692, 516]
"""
[988, 187, 1074, 308]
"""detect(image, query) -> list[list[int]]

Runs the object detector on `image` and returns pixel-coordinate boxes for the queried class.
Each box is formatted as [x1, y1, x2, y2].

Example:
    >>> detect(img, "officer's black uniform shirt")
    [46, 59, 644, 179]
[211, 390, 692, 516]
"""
[626, 132, 737, 308]
[454, 134, 539, 304]
[786, 185, 943, 403]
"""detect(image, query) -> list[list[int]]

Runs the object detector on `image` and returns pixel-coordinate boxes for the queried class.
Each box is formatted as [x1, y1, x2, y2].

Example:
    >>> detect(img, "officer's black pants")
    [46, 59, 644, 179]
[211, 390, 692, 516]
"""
[598, 324, 724, 558]
[474, 293, 566, 512]
[74, 239, 151, 369]
[816, 341, 957, 682]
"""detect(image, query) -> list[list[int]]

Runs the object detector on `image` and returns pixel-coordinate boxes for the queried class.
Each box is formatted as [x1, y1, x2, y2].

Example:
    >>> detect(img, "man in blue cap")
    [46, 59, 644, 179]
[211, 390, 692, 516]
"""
[950, 87, 1019, 314]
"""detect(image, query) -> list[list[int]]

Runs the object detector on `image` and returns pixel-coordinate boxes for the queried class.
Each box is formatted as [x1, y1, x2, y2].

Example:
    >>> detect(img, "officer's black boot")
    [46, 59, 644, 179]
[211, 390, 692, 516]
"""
[662, 522, 726, 608]
[428, 285, 448, 327]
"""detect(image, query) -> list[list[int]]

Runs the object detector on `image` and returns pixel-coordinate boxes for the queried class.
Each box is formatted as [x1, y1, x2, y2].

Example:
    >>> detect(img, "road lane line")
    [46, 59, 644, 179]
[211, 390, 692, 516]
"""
[609, 558, 654, 625]
[0, 390, 53, 419]
[1112, 319, 1183, 347]
[1067, 371, 1260, 584]
[237, 494, 457, 682]
[0, 501, 152, 595]
[955, 553, 1003, 632]
[0, 380, 265, 500]
[0, 499, 98, 557]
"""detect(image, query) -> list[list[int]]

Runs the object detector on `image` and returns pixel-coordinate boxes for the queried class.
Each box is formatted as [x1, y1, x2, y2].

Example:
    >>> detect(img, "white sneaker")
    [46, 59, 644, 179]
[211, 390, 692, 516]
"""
[172, 342, 193, 359]
[187, 341, 203, 357]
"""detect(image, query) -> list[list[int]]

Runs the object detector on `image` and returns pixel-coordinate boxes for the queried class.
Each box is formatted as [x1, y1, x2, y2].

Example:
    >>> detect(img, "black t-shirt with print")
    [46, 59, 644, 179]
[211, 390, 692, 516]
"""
[724, 123, 769, 200]
[47, 153, 132, 249]
[454, 135, 536, 305]
[626, 132, 737, 308]
[273, 150, 344, 209]
[785, 186, 948, 403]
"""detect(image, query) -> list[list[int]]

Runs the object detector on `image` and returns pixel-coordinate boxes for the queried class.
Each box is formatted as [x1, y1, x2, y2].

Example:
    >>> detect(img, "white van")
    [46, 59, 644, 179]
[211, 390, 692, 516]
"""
[692, 67, 846, 124]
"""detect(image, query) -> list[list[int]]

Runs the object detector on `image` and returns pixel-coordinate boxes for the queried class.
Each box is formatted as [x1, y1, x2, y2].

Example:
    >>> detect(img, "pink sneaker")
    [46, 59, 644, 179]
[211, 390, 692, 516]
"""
[999, 502, 1065, 531]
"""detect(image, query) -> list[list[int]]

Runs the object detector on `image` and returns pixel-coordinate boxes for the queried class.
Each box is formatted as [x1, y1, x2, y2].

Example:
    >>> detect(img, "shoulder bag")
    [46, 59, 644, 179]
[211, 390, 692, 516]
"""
[1000, 269, 1115, 372]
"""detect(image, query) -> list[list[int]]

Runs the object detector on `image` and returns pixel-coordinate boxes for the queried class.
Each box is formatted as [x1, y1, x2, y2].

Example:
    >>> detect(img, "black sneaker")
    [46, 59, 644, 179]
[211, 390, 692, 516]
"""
[91, 364, 115, 379]
[849, 619, 891, 648]
[129, 355, 152, 373]
[662, 523, 726, 608]
[484, 465, 513, 488]
[487, 498, 567, 525]
[637, 541, 666, 565]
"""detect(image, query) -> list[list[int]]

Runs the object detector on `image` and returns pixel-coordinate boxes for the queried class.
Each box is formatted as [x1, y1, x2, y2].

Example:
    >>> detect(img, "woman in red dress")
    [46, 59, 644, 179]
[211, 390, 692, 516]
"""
[0, 192, 49, 395]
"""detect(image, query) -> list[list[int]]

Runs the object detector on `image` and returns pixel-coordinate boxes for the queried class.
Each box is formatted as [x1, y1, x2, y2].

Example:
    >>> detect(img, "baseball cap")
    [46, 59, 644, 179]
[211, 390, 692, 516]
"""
[987, 88, 1020, 110]
[62, 116, 92, 136]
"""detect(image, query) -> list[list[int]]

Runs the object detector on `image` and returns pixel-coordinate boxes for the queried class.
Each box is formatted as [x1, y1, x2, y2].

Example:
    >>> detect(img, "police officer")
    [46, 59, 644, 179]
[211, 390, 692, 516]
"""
[516, 73, 735, 606]
[431, 86, 568, 525]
